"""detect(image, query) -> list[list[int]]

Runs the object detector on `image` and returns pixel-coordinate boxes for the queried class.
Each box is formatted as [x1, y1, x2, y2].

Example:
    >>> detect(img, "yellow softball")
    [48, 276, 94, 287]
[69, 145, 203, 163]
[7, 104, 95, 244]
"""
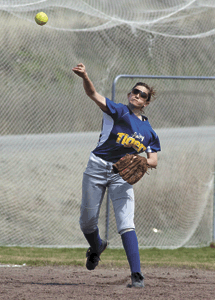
[35, 12, 48, 26]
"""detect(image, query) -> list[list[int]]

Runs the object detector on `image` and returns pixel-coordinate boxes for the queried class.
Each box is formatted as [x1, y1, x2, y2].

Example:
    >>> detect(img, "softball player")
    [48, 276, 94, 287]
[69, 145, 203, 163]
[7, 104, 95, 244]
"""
[72, 63, 161, 288]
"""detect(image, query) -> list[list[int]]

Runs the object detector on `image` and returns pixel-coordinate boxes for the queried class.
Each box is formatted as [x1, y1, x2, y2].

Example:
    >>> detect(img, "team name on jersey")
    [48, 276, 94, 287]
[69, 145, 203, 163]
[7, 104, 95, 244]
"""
[116, 132, 146, 152]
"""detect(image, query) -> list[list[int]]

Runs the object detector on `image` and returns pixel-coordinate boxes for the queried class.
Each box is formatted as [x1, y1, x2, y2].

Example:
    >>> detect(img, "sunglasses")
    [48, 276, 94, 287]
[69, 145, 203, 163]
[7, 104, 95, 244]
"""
[132, 88, 148, 99]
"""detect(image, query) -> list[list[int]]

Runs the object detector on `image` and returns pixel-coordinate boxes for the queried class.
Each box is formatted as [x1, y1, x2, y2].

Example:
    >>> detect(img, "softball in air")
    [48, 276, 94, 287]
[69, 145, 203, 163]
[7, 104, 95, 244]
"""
[35, 12, 48, 26]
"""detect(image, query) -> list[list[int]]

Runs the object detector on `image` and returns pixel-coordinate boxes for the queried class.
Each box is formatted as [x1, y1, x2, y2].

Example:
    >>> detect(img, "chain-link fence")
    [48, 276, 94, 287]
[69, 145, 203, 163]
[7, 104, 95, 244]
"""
[1, 1, 215, 248]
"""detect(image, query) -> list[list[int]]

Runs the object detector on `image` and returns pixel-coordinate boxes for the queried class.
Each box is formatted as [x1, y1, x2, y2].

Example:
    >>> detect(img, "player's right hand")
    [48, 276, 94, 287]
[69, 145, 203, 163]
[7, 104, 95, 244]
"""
[72, 63, 87, 78]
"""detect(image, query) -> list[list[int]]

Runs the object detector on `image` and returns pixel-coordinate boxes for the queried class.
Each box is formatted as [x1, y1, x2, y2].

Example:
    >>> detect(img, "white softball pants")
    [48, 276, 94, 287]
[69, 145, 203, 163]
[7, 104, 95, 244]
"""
[79, 152, 135, 234]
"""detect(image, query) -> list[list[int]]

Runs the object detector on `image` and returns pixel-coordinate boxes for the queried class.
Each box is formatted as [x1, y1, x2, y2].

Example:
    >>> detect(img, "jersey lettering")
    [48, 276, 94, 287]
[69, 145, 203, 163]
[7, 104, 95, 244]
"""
[132, 132, 144, 142]
[116, 132, 146, 152]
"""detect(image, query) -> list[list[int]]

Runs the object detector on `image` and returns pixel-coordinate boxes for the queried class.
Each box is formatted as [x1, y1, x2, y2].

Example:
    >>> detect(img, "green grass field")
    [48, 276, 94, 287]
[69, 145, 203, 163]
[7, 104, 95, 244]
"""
[0, 246, 215, 270]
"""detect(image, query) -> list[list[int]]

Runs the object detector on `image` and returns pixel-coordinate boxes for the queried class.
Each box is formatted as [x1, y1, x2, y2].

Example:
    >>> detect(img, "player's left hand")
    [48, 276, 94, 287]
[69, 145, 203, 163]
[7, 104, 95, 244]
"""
[113, 154, 149, 185]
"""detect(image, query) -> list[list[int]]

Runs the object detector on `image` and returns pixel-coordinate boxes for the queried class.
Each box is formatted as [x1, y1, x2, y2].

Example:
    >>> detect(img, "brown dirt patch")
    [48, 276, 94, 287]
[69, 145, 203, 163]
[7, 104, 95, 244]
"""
[0, 265, 214, 299]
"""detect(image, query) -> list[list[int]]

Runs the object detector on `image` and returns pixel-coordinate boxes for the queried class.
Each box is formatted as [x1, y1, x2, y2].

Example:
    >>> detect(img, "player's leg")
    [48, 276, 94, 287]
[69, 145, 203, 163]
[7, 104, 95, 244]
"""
[108, 179, 141, 272]
[79, 153, 108, 270]
[80, 172, 106, 252]
[120, 229, 144, 287]
[120, 229, 141, 274]
[109, 175, 144, 287]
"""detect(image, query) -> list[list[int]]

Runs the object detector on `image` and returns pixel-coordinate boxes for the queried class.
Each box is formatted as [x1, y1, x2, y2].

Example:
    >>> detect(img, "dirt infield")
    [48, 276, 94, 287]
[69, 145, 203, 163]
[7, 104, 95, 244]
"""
[0, 265, 214, 299]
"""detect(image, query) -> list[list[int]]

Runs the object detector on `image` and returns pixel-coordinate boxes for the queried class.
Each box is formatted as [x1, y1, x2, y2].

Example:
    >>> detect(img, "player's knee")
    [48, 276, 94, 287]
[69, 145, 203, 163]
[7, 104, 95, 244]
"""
[119, 228, 135, 235]
[79, 205, 99, 234]
[79, 218, 97, 234]
[115, 216, 135, 234]
[80, 225, 97, 234]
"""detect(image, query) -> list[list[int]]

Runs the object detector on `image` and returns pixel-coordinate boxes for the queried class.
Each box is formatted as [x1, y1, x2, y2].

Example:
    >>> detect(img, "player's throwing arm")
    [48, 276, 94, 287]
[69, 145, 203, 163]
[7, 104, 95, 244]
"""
[72, 63, 108, 112]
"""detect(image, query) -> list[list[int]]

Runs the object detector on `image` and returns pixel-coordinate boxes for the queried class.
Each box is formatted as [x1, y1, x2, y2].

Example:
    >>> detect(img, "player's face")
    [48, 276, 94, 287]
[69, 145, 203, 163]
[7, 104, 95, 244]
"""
[128, 85, 149, 109]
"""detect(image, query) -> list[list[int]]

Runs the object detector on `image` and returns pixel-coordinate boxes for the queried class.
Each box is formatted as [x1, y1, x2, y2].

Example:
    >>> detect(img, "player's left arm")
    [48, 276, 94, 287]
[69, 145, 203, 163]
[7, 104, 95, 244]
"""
[146, 152, 157, 168]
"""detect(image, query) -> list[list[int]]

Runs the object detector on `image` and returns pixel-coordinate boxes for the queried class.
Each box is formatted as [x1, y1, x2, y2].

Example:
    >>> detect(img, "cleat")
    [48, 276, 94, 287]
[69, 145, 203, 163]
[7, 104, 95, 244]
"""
[129, 272, 144, 288]
[86, 240, 108, 271]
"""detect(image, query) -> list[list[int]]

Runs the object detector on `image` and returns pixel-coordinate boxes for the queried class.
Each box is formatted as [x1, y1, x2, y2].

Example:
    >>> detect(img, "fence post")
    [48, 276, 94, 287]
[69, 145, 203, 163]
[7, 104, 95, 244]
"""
[105, 191, 110, 241]
[213, 162, 215, 242]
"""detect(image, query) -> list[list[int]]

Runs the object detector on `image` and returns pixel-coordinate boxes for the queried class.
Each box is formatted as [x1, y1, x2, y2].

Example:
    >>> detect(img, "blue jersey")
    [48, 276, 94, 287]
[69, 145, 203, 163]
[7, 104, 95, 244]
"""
[92, 98, 161, 163]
